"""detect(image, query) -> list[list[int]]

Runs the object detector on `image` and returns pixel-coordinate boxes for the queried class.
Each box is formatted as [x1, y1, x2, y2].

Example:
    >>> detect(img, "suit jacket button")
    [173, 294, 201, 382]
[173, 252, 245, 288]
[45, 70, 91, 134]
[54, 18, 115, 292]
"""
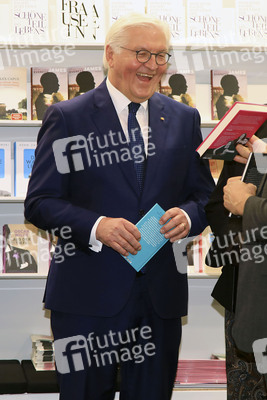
[139, 209, 145, 217]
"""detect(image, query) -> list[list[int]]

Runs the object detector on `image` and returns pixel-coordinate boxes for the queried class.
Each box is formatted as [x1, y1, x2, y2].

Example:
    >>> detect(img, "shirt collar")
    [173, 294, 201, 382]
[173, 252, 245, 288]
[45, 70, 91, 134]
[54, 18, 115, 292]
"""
[106, 77, 148, 114]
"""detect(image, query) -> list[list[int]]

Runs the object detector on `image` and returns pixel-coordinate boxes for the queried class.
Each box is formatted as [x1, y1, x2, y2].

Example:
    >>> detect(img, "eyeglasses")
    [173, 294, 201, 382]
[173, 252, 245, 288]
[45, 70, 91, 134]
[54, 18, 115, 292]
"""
[120, 47, 171, 65]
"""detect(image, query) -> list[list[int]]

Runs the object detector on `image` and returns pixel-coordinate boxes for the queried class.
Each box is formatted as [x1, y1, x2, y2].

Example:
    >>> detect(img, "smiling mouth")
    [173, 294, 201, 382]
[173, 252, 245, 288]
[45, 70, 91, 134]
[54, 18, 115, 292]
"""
[137, 72, 154, 80]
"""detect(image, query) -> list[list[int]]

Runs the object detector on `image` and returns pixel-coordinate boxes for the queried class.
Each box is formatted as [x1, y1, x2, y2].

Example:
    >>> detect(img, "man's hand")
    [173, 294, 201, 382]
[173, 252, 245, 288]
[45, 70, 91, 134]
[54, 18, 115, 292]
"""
[96, 217, 141, 257]
[223, 176, 257, 216]
[159, 207, 189, 243]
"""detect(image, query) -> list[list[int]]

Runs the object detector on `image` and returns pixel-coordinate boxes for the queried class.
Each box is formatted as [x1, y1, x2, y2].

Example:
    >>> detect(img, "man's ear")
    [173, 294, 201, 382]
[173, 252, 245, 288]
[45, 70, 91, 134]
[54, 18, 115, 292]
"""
[105, 45, 114, 68]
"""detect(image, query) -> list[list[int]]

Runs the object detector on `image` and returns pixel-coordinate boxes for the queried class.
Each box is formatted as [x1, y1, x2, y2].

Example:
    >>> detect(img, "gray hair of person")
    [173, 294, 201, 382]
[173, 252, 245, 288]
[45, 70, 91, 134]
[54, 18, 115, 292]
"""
[103, 13, 171, 70]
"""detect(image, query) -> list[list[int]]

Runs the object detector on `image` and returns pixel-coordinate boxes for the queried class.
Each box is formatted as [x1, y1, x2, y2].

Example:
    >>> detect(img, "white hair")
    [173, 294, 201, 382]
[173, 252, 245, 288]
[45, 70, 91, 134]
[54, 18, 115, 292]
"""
[103, 13, 171, 70]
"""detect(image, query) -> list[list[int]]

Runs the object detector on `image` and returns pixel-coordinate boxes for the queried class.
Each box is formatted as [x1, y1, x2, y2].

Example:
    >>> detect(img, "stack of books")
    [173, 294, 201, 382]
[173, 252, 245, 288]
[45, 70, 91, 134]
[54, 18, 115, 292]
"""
[174, 359, 227, 388]
[31, 335, 55, 371]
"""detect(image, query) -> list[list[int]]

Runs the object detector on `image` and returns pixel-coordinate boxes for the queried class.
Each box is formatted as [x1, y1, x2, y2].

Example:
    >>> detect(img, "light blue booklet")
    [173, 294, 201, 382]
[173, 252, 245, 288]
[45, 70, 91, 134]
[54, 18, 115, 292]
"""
[123, 203, 169, 272]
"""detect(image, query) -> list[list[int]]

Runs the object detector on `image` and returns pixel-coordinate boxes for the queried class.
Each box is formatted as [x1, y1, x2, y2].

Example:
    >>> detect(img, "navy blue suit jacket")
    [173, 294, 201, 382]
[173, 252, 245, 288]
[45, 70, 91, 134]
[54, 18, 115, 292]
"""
[24, 80, 214, 318]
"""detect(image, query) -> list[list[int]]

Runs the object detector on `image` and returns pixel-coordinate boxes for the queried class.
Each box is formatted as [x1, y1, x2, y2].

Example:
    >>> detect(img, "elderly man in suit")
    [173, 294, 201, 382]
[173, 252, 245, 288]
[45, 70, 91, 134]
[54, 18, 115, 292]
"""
[24, 13, 214, 400]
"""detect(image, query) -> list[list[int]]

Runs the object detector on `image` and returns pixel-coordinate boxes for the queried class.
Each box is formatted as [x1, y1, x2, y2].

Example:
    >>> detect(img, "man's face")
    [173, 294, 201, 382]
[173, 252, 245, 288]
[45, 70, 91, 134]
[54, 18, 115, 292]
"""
[106, 26, 168, 103]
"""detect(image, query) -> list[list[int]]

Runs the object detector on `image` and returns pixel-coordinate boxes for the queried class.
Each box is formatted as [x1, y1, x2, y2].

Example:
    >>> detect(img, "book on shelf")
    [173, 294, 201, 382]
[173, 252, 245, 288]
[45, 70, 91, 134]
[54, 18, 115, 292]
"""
[0, 142, 12, 197]
[31, 67, 68, 120]
[160, 69, 196, 108]
[123, 203, 168, 272]
[186, 226, 222, 276]
[236, 0, 267, 46]
[14, 141, 36, 197]
[107, 0, 145, 26]
[68, 66, 105, 100]
[174, 359, 226, 387]
[0, 3, 10, 43]
[0, 67, 27, 121]
[146, 0, 186, 44]
[1, 223, 51, 274]
[211, 69, 247, 120]
[186, 0, 236, 45]
[196, 102, 267, 160]
[55, 0, 105, 44]
[11, 0, 49, 44]
[31, 334, 55, 371]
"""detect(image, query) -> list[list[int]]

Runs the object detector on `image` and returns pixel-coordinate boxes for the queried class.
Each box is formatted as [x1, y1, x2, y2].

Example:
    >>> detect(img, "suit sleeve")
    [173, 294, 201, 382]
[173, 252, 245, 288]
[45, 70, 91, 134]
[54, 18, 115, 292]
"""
[177, 108, 215, 236]
[24, 105, 101, 250]
[242, 192, 267, 240]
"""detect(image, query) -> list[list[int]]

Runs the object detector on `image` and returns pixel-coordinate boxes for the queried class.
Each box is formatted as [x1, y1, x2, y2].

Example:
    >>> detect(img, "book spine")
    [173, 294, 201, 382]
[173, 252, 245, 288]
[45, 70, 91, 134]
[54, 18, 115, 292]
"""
[210, 70, 215, 120]
[14, 142, 17, 196]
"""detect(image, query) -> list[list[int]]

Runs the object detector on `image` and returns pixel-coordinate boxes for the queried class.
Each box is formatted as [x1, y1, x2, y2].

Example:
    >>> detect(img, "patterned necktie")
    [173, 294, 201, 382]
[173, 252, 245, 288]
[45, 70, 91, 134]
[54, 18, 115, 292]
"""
[128, 102, 146, 191]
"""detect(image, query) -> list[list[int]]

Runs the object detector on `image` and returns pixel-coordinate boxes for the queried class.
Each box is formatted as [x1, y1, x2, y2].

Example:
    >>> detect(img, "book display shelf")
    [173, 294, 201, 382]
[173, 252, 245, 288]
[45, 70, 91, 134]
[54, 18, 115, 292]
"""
[1, 1, 267, 399]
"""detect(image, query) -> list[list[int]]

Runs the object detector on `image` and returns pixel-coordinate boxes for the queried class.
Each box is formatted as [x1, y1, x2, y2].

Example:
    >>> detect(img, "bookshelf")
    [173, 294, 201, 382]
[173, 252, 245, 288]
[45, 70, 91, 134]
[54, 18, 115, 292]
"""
[1, 43, 265, 400]
[0, 3, 267, 398]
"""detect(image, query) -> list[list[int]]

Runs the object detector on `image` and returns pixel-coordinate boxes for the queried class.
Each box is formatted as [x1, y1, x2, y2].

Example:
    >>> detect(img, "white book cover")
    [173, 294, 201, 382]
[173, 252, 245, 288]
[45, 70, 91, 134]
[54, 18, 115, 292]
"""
[0, 142, 12, 197]
[11, 0, 49, 44]
[107, 0, 145, 28]
[14, 141, 36, 197]
[1, 223, 50, 275]
[31, 67, 68, 120]
[160, 69, 196, 107]
[0, 4, 11, 43]
[187, 0, 236, 45]
[236, 0, 267, 45]
[0, 67, 27, 121]
[146, 0, 186, 44]
[68, 66, 105, 99]
[56, 0, 105, 44]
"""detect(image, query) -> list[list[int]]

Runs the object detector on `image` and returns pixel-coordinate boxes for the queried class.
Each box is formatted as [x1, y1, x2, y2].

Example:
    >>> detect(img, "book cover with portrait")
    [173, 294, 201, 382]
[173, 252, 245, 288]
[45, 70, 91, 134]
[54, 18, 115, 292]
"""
[31, 67, 68, 120]
[2, 223, 50, 275]
[68, 66, 105, 100]
[160, 70, 196, 108]
[211, 70, 247, 120]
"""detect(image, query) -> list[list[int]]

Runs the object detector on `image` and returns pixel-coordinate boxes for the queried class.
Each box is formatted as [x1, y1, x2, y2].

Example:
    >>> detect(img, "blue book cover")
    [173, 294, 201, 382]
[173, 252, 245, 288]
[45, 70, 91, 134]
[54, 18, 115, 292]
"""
[14, 142, 36, 197]
[123, 203, 168, 272]
[0, 142, 12, 196]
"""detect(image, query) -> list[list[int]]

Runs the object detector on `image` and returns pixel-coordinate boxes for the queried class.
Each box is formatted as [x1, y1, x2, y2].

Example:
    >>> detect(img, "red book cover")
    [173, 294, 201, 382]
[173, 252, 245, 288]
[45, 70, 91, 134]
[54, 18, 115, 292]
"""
[197, 102, 267, 160]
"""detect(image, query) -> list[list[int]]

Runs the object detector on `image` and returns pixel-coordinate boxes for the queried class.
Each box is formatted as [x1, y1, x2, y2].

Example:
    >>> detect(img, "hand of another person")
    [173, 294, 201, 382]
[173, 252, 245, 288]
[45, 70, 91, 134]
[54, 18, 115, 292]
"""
[223, 176, 257, 216]
[159, 207, 189, 243]
[233, 135, 267, 164]
[96, 217, 141, 257]
[233, 142, 252, 164]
